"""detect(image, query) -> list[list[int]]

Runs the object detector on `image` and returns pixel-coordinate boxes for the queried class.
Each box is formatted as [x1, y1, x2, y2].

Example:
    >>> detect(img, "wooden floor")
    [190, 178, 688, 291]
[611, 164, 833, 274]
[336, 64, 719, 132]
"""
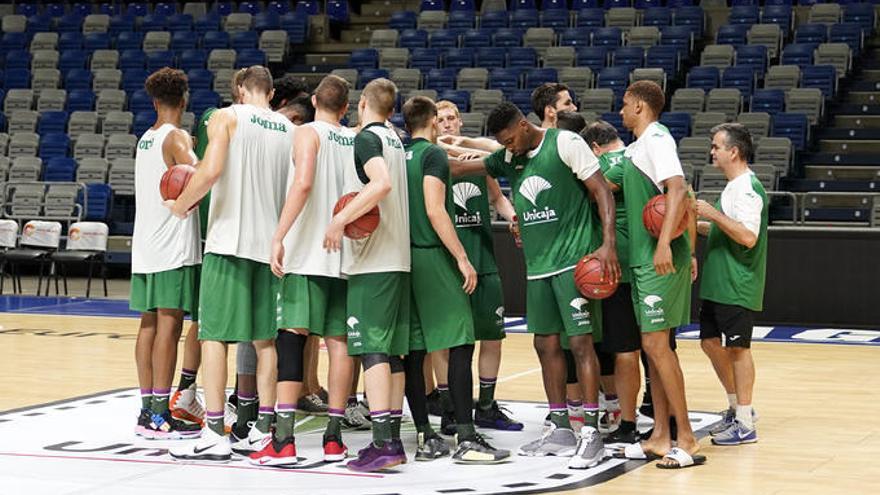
[0, 311, 877, 494]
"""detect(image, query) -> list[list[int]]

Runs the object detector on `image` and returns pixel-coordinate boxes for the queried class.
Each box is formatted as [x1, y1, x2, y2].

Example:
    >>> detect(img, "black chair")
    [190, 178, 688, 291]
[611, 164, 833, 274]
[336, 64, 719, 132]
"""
[4, 220, 62, 295]
[51, 221, 109, 297]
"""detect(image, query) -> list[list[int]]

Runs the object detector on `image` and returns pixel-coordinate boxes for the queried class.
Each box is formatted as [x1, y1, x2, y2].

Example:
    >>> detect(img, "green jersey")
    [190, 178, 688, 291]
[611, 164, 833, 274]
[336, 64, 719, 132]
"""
[452, 175, 498, 275]
[193, 107, 216, 240]
[405, 139, 453, 248]
[700, 172, 769, 311]
[598, 149, 631, 283]
[484, 128, 602, 279]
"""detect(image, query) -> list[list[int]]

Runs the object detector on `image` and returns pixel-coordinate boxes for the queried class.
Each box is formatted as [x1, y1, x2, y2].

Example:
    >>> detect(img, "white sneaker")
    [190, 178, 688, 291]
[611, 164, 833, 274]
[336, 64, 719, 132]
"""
[169, 427, 231, 463]
[567, 426, 606, 469]
[224, 401, 237, 432]
[231, 424, 271, 456]
[170, 384, 205, 426]
[518, 423, 578, 457]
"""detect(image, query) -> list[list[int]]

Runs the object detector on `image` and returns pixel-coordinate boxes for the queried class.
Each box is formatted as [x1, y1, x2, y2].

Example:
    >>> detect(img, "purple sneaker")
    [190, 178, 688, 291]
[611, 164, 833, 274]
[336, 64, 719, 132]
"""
[474, 401, 524, 431]
[389, 439, 408, 464]
[347, 442, 406, 472]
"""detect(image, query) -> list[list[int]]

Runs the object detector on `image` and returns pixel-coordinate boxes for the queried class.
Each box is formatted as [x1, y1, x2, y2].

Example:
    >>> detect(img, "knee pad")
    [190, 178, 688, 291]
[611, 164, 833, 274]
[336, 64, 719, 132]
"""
[276, 330, 307, 382]
[361, 352, 389, 372]
[236, 341, 257, 375]
[389, 355, 404, 374]
[564, 349, 578, 384]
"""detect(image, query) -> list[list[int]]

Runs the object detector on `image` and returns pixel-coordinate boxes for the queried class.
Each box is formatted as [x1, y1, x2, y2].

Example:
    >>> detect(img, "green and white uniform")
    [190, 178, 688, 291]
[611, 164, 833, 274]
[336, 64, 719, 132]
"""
[344, 123, 411, 356]
[407, 138, 475, 353]
[484, 128, 602, 339]
[194, 107, 216, 240]
[198, 104, 293, 342]
[130, 124, 201, 317]
[276, 121, 354, 337]
[598, 149, 630, 284]
[622, 122, 692, 332]
[453, 175, 505, 340]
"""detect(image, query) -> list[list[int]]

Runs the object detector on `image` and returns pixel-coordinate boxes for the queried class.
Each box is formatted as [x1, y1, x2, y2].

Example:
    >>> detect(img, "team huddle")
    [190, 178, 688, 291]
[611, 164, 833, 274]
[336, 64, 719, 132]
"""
[130, 65, 768, 473]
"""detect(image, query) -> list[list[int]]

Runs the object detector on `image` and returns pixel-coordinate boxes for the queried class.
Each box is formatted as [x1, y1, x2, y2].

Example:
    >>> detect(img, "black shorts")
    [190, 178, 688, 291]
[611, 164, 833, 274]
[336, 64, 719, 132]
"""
[599, 283, 641, 353]
[699, 300, 754, 348]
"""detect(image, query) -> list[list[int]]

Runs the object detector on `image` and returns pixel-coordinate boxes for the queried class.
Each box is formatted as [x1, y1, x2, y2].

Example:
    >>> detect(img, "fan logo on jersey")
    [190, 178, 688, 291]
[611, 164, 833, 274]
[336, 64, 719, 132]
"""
[569, 297, 592, 325]
[518, 176, 558, 226]
[644, 294, 666, 322]
[346, 316, 361, 344]
[453, 182, 483, 227]
[495, 306, 504, 325]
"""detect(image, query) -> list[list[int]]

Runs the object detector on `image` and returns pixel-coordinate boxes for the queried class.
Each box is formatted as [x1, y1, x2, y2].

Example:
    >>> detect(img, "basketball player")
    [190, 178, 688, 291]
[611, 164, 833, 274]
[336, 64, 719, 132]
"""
[530, 83, 578, 130]
[403, 96, 510, 463]
[169, 66, 293, 462]
[324, 79, 410, 472]
[696, 123, 767, 446]
[616, 81, 704, 468]
[451, 102, 620, 470]
[131, 68, 202, 439]
[249, 75, 355, 467]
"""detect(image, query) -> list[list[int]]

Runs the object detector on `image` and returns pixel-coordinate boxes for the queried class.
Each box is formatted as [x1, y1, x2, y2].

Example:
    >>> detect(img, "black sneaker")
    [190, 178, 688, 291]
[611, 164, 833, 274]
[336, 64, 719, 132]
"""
[426, 389, 443, 417]
[474, 401, 524, 431]
[603, 426, 639, 445]
[440, 410, 457, 436]
[452, 432, 510, 464]
[415, 431, 451, 461]
[135, 408, 152, 437]
[147, 410, 202, 440]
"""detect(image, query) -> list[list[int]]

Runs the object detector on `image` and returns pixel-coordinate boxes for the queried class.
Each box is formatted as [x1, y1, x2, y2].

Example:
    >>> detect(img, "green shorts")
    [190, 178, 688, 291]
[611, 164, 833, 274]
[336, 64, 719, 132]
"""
[130, 265, 200, 319]
[471, 272, 505, 341]
[276, 273, 347, 337]
[630, 259, 692, 333]
[346, 272, 410, 356]
[411, 247, 475, 353]
[198, 253, 278, 342]
[526, 268, 602, 341]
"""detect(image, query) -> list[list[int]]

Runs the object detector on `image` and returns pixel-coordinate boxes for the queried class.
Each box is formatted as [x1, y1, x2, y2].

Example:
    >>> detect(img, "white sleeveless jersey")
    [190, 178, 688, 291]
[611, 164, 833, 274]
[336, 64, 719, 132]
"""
[131, 123, 201, 274]
[282, 120, 354, 277]
[204, 104, 293, 264]
[342, 123, 410, 275]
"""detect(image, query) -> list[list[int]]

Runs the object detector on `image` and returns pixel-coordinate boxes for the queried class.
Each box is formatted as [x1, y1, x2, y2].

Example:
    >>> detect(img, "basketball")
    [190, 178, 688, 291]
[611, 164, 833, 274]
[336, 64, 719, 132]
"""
[333, 192, 380, 239]
[574, 256, 618, 300]
[159, 164, 197, 201]
[643, 194, 688, 239]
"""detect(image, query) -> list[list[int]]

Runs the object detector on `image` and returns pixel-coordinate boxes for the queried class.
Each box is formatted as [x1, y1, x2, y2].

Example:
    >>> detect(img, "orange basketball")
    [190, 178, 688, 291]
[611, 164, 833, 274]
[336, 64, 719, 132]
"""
[574, 256, 618, 300]
[333, 192, 380, 239]
[160, 164, 197, 201]
[642, 194, 688, 239]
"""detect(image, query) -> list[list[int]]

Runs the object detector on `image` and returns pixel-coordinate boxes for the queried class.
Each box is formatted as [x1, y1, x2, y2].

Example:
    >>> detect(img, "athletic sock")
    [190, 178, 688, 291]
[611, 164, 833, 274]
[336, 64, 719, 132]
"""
[371, 410, 391, 447]
[584, 402, 600, 429]
[415, 421, 436, 437]
[140, 389, 152, 410]
[727, 393, 738, 409]
[236, 393, 257, 428]
[206, 410, 225, 435]
[477, 376, 497, 410]
[177, 368, 197, 391]
[606, 395, 620, 412]
[151, 388, 171, 415]
[438, 384, 452, 413]
[736, 404, 754, 430]
[255, 406, 274, 433]
[275, 404, 296, 441]
[549, 403, 572, 430]
[567, 399, 584, 419]
[326, 408, 344, 438]
[390, 410, 403, 440]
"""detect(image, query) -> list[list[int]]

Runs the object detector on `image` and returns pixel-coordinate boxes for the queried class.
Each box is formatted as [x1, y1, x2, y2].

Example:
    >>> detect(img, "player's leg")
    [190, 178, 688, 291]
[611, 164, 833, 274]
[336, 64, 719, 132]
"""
[597, 353, 620, 432]
[699, 300, 738, 434]
[600, 282, 643, 444]
[170, 321, 204, 426]
[405, 299, 449, 460]
[423, 352, 441, 415]
[711, 304, 758, 446]
[562, 347, 585, 431]
[431, 349, 454, 433]
[134, 311, 156, 436]
[324, 336, 354, 459]
[389, 356, 406, 446]
[344, 357, 370, 428]
[148, 307, 195, 438]
[299, 335, 329, 413]
[233, 342, 258, 439]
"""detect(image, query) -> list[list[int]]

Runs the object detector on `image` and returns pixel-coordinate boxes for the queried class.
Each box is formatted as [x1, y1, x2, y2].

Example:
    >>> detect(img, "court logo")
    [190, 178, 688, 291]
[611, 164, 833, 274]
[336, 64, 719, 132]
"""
[519, 176, 557, 226]
[453, 182, 482, 227]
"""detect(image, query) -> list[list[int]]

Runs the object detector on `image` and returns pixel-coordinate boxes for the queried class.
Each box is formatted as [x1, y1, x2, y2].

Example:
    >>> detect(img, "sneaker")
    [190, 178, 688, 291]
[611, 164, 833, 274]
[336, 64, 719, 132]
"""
[297, 393, 329, 416]
[453, 433, 510, 464]
[231, 424, 271, 456]
[517, 424, 578, 457]
[709, 408, 736, 436]
[346, 442, 407, 472]
[148, 410, 202, 440]
[568, 426, 606, 469]
[426, 389, 443, 417]
[224, 400, 237, 433]
[135, 408, 152, 437]
[249, 436, 298, 467]
[389, 438, 407, 464]
[712, 420, 757, 446]
[474, 401, 524, 431]
[323, 434, 348, 462]
[603, 426, 639, 445]
[440, 410, 457, 436]
[343, 402, 370, 430]
[170, 384, 205, 427]
[316, 387, 329, 404]
[599, 409, 620, 433]
[415, 432, 451, 461]
[543, 412, 552, 426]
[169, 427, 232, 463]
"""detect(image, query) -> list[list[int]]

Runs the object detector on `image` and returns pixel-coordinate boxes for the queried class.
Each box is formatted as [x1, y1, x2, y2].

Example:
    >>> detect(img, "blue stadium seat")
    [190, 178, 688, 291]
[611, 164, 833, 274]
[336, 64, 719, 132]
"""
[463, 29, 492, 48]
[140, 14, 167, 32]
[762, 5, 793, 32]
[721, 66, 755, 98]
[99, 3, 123, 16]
[751, 89, 785, 115]
[601, 112, 632, 140]
[736, 45, 768, 77]
[126, 3, 150, 17]
[636, 0, 663, 8]
[781, 43, 817, 69]
[643, 7, 672, 27]
[444, 48, 473, 70]
[5, 50, 32, 70]
[17, 3, 39, 16]
[212, 2, 235, 16]
[509, 89, 533, 115]
[525, 68, 558, 90]
[71, 3, 92, 17]
[327, 1, 350, 23]
[231, 31, 259, 50]
[179, 50, 207, 71]
[543, 0, 569, 10]
[765, 0, 792, 4]
[133, 111, 156, 136]
[38, 111, 69, 135]
[58, 32, 84, 51]
[672, 6, 704, 38]
[508, 47, 538, 69]
[187, 69, 214, 91]
[27, 14, 54, 33]
[425, 68, 457, 91]
[59, 50, 88, 75]
[268, 1, 292, 15]
[843, 3, 875, 33]
[489, 68, 522, 91]
[772, 113, 809, 150]
[480, 11, 509, 30]
[129, 90, 154, 114]
[194, 13, 222, 33]
[45, 157, 77, 181]
[448, 11, 475, 30]
[572, 0, 601, 9]
[659, 112, 691, 142]
[593, 28, 623, 48]
[120, 50, 147, 71]
[646, 45, 680, 76]
[115, 32, 144, 51]
[358, 69, 390, 88]
[410, 48, 441, 71]
[349, 49, 379, 70]
[146, 51, 176, 71]
[795, 24, 827, 44]
[560, 28, 592, 47]
[239, 2, 262, 15]
[511, 0, 537, 10]
[541, 10, 570, 30]
[155, 3, 177, 16]
[420, 0, 445, 11]
[46, 4, 68, 17]
[829, 23, 864, 55]
[493, 29, 524, 48]
[716, 24, 748, 46]
[439, 90, 470, 111]
[39, 133, 70, 160]
[450, 0, 476, 12]
[801, 64, 836, 98]
[190, 90, 221, 117]
[255, 12, 281, 31]
[57, 13, 85, 32]
[67, 89, 96, 111]
[4, 69, 30, 89]
[576, 9, 604, 28]
[235, 49, 267, 68]
[511, 9, 540, 30]
[390, 11, 418, 31]
[280, 13, 308, 44]
[171, 31, 198, 51]
[476, 47, 508, 69]
[605, 0, 630, 8]
[662, 25, 695, 54]
[728, 6, 759, 27]
[576, 46, 609, 73]
[400, 29, 429, 49]
[1, 33, 29, 52]
[730, 0, 758, 5]
[686, 66, 720, 92]
[613, 47, 645, 71]
[81, 184, 113, 221]
[203, 31, 231, 50]
[430, 29, 461, 49]
[597, 67, 631, 99]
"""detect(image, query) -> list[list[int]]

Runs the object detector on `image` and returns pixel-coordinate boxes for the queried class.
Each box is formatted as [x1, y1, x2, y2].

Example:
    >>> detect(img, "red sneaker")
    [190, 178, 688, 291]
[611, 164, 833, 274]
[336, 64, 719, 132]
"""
[249, 436, 298, 467]
[323, 434, 348, 462]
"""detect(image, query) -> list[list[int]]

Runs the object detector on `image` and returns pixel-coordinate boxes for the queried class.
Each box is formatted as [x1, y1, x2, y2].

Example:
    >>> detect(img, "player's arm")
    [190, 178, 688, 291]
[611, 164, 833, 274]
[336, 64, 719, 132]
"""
[439, 135, 502, 153]
[170, 108, 233, 217]
[270, 126, 319, 277]
[440, 142, 490, 158]
[162, 129, 197, 168]
[686, 186, 698, 282]
[649, 133, 689, 275]
[449, 155, 490, 177]
[487, 177, 515, 222]
[695, 195, 761, 249]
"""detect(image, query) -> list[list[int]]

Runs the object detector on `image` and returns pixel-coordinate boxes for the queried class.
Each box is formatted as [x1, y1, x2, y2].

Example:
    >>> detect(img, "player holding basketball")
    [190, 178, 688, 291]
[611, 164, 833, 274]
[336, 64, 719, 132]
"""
[169, 66, 293, 463]
[616, 81, 703, 468]
[696, 123, 767, 446]
[451, 102, 619, 470]
[324, 78, 410, 472]
[131, 68, 202, 440]
[249, 75, 356, 467]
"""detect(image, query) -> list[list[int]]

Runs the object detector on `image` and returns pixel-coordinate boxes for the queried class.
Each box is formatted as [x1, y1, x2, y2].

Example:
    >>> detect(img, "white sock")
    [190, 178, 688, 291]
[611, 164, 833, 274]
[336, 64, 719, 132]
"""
[736, 404, 754, 429]
[606, 398, 620, 412]
[727, 393, 737, 409]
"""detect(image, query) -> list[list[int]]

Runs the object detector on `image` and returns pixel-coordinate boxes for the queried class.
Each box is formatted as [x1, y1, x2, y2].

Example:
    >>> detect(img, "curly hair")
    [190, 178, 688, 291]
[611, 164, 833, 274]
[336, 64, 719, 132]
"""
[271, 75, 311, 109]
[144, 67, 188, 108]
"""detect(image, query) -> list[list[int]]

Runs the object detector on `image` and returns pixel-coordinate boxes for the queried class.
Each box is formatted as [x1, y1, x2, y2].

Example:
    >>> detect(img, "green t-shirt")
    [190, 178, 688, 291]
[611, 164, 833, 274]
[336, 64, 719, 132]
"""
[598, 149, 631, 283]
[193, 107, 216, 240]
[406, 138, 452, 248]
[700, 173, 769, 311]
[452, 175, 498, 275]
[484, 128, 601, 279]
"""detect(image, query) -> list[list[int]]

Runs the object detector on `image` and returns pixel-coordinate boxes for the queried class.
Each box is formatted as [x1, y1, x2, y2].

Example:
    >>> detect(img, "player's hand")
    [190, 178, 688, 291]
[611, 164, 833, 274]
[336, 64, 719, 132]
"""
[589, 243, 621, 285]
[690, 255, 698, 283]
[270, 239, 285, 278]
[457, 256, 478, 295]
[163, 199, 190, 219]
[438, 135, 463, 146]
[509, 216, 522, 248]
[323, 218, 345, 252]
[694, 199, 717, 221]
[458, 152, 482, 161]
[654, 242, 675, 275]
